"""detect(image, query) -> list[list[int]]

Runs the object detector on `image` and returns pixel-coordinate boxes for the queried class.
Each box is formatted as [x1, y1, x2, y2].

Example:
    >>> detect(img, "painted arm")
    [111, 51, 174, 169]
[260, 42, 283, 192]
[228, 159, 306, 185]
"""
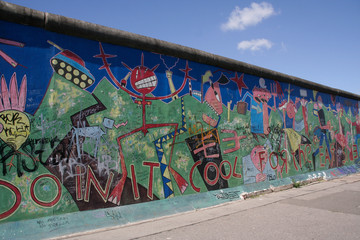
[269, 89, 278, 112]
[148, 77, 187, 100]
[268, 101, 277, 112]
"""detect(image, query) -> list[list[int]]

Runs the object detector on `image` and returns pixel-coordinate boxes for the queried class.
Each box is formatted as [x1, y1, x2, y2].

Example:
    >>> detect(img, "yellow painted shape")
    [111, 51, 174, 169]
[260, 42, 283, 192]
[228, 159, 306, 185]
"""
[166, 181, 174, 191]
[0, 110, 30, 150]
[163, 166, 171, 179]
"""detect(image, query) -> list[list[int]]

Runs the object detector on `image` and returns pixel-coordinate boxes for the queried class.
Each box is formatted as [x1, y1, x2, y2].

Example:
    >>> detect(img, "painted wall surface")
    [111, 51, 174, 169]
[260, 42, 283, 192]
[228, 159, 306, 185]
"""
[1, 19, 360, 225]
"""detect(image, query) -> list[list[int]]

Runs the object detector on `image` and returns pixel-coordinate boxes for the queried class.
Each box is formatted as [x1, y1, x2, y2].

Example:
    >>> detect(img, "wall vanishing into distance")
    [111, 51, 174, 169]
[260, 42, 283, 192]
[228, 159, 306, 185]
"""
[1, 3, 360, 230]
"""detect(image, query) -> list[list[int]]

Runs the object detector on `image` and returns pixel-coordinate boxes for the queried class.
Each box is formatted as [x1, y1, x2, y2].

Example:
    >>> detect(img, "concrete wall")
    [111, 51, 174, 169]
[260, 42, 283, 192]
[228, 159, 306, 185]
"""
[1, 1, 360, 239]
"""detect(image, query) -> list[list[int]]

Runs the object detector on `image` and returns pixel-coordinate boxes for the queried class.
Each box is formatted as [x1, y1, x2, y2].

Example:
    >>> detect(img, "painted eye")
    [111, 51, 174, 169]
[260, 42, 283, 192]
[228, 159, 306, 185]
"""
[214, 91, 220, 102]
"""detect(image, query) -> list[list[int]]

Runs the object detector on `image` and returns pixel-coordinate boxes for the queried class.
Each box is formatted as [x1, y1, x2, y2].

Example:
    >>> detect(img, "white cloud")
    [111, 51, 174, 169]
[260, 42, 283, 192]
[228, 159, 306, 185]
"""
[237, 39, 273, 51]
[221, 2, 276, 31]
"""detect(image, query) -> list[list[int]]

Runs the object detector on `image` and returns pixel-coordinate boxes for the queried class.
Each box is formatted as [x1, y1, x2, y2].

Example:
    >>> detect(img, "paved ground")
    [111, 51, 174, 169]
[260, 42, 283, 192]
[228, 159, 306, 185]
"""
[50, 173, 360, 240]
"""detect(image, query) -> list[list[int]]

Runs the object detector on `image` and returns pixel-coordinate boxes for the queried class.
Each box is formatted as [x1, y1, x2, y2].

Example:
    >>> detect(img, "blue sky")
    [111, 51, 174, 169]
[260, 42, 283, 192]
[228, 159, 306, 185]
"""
[4, 0, 360, 95]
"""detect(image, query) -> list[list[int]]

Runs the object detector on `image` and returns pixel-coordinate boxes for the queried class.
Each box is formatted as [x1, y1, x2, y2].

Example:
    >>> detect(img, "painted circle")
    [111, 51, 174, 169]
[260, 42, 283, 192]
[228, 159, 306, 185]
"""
[81, 74, 87, 80]
[87, 79, 93, 85]
[66, 65, 72, 72]
[52, 59, 58, 65]
[80, 82, 86, 88]
[74, 78, 80, 84]
[58, 69, 64, 75]
[60, 62, 66, 68]
[204, 162, 219, 186]
[190, 160, 201, 192]
[269, 152, 279, 170]
[65, 73, 72, 80]
[73, 69, 80, 76]
[130, 66, 157, 95]
[30, 174, 62, 207]
[219, 160, 232, 180]
[0, 180, 21, 220]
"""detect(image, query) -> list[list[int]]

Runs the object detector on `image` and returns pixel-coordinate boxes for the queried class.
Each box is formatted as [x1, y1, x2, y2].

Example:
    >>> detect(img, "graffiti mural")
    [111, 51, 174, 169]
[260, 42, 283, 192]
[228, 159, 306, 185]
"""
[1, 19, 360, 224]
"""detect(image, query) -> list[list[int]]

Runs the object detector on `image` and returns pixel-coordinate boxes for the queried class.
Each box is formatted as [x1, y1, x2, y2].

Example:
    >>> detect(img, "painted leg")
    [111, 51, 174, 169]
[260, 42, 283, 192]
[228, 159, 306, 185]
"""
[107, 139, 128, 205]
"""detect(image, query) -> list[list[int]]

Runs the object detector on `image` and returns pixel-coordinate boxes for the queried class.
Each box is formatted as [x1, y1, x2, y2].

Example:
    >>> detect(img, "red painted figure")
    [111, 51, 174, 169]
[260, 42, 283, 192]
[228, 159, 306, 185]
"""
[95, 43, 191, 205]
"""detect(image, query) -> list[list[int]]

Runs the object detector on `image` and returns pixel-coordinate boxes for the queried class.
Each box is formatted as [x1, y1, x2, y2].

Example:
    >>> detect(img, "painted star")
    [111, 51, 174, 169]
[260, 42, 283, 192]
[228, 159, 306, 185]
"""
[94, 42, 117, 70]
[230, 72, 247, 96]
[180, 61, 195, 81]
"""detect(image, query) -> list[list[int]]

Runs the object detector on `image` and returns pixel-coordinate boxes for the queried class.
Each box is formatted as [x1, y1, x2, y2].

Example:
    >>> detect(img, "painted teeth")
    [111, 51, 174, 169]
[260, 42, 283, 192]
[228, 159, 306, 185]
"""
[193, 91, 201, 97]
[204, 100, 219, 116]
[135, 76, 157, 89]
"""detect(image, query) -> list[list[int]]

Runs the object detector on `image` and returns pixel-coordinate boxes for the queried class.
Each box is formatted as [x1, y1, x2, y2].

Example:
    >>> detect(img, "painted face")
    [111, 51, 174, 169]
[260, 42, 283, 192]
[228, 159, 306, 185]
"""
[122, 53, 159, 95]
[251, 145, 268, 173]
[130, 65, 158, 95]
[286, 101, 296, 119]
[253, 87, 272, 104]
[202, 82, 223, 127]
[204, 82, 223, 115]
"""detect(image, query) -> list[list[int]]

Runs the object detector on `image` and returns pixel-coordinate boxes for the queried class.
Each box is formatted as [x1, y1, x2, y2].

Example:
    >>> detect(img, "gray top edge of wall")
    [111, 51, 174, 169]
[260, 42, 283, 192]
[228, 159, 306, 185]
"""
[1, 0, 359, 101]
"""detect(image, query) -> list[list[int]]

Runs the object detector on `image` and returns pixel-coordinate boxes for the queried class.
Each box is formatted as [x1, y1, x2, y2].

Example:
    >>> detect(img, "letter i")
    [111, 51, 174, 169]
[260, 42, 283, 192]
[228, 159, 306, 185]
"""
[131, 164, 140, 200]
[76, 165, 83, 200]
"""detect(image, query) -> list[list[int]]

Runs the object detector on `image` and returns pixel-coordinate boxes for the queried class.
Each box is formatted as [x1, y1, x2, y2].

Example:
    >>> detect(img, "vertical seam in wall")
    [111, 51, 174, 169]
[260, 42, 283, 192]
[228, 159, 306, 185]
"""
[44, 12, 47, 27]
[44, 12, 49, 29]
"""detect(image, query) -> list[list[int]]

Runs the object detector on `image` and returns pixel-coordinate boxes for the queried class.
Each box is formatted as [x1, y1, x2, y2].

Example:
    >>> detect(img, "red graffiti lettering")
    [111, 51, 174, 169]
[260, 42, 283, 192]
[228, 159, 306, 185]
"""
[352, 144, 358, 160]
[0, 180, 21, 220]
[269, 152, 279, 170]
[259, 150, 267, 172]
[84, 166, 114, 203]
[131, 164, 140, 200]
[305, 144, 312, 164]
[291, 151, 298, 171]
[143, 162, 160, 200]
[190, 160, 202, 192]
[204, 162, 219, 186]
[30, 174, 62, 207]
[75, 165, 83, 201]
[219, 160, 232, 180]
[232, 157, 242, 178]
[280, 150, 288, 174]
